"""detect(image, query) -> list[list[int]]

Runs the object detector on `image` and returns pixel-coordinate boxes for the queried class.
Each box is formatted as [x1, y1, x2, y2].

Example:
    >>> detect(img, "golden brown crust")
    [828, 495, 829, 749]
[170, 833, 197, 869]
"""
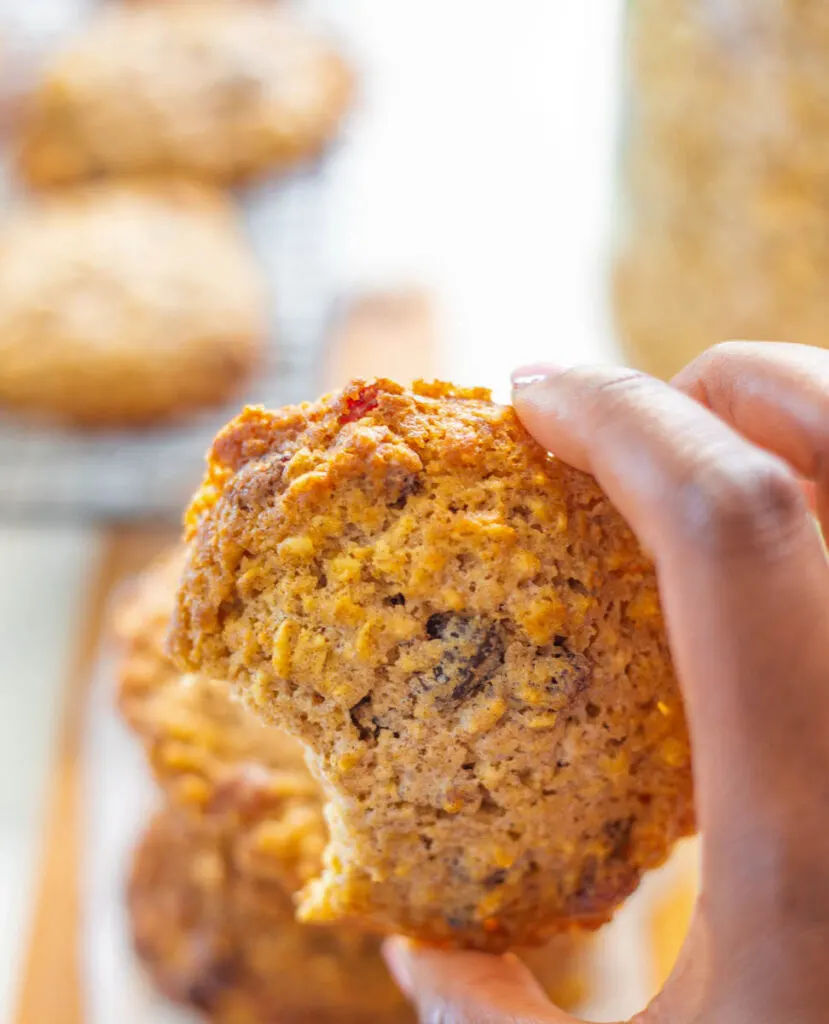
[128, 808, 415, 1023]
[0, 182, 265, 428]
[115, 547, 190, 732]
[17, 4, 353, 188]
[115, 549, 327, 889]
[170, 378, 695, 951]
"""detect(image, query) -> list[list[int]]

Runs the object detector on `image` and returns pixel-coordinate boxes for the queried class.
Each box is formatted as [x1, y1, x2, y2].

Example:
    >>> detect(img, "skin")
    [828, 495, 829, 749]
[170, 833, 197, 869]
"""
[383, 341, 829, 1024]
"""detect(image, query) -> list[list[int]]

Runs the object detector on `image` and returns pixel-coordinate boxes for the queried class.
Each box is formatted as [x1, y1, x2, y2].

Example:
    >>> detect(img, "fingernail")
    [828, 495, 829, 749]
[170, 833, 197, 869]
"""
[383, 937, 415, 996]
[511, 363, 563, 391]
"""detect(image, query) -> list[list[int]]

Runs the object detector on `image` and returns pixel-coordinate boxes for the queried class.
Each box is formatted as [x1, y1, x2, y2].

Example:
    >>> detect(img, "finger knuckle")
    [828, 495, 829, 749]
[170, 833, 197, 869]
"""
[677, 455, 805, 555]
[590, 369, 652, 401]
[704, 339, 752, 363]
[577, 369, 656, 424]
[677, 340, 751, 387]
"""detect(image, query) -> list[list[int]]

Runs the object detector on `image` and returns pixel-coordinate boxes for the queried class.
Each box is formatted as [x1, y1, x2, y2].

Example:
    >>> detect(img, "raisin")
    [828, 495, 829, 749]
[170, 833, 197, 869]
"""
[426, 612, 452, 639]
[548, 648, 590, 709]
[389, 474, 423, 510]
[573, 857, 597, 903]
[603, 817, 635, 860]
[349, 695, 379, 742]
[385, 593, 406, 607]
[425, 613, 506, 705]
[349, 695, 398, 742]
[568, 865, 639, 919]
[483, 868, 508, 887]
[186, 954, 239, 1011]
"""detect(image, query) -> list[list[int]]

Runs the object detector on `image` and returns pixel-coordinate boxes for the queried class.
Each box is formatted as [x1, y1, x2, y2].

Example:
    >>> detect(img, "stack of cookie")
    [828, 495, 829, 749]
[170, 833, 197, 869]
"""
[0, 2, 353, 428]
[114, 548, 592, 1021]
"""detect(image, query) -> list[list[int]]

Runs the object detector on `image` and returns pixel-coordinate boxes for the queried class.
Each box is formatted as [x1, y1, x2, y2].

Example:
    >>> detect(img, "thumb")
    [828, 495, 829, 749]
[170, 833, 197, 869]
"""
[383, 937, 578, 1024]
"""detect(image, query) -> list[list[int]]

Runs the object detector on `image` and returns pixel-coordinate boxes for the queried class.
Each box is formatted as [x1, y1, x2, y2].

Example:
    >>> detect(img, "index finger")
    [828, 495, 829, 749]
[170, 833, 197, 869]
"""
[512, 366, 829, 928]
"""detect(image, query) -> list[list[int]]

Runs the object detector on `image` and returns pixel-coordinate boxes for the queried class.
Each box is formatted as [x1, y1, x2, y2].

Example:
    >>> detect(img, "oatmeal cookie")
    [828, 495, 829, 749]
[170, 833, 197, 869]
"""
[120, 548, 595, 1011]
[0, 182, 265, 428]
[131, 808, 591, 1022]
[170, 378, 695, 951]
[129, 807, 414, 1023]
[17, 4, 353, 187]
[116, 547, 196, 731]
[115, 550, 322, 879]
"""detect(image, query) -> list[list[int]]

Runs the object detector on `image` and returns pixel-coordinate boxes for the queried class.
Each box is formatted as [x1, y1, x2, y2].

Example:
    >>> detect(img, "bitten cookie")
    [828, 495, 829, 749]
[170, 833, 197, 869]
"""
[170, 379, 695, 951]
[120, 548, 594, 1015]
[17, 4, 353, 187]
[0, 182, 265, 428]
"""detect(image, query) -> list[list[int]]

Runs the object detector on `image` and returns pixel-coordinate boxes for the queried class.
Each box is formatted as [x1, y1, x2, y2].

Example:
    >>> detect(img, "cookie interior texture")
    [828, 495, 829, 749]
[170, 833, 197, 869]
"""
[170, 378, 695, 950]
[119, 553, 408, 1021]
[17, 3, 354, 187]
[0, 181, 265, 427]
[119, 548, 593, 1013]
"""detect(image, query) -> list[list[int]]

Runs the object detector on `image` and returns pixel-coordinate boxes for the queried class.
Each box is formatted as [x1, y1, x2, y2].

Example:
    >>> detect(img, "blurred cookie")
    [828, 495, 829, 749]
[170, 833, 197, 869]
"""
[115, 547, 193, 729]
[0, 182, 265, 428]
[115, 550, 318, 863]
[170, 378, 695, 951]
[18, 4, 353, 187]
[129, 808, 414, 1024]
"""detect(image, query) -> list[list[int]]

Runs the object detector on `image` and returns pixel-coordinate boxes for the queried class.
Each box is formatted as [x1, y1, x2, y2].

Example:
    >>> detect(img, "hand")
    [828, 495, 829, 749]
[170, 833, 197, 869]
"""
[384, 342, 829, 1023]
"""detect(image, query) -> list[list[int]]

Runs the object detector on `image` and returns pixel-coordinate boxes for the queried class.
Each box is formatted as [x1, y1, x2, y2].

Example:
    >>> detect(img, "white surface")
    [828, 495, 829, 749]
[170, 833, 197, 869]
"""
[0, 526, 96, 1019]
[82, 650, 195, 1024]
[319, 0, 625, 397]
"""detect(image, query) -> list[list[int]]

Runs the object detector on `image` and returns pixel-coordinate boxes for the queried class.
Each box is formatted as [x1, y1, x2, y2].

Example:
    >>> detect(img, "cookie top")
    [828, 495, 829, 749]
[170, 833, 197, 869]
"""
[0, 182, 265, 427]
[171, 378, 695, 950]
[129, 809, 415, 1024]
[17, 4, 353, 187]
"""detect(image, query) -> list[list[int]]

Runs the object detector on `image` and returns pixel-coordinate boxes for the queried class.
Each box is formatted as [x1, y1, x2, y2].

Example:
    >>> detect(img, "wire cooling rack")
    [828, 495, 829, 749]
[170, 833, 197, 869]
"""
[0, 168, 335, 521]
[0, 0, 355, 521]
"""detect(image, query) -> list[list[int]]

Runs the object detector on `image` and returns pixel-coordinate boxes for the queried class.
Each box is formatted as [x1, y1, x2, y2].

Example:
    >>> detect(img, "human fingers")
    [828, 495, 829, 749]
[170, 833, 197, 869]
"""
[672, 341, 829, 535]
[383, 938, 577, 1024]
[511, 365, 829, 946]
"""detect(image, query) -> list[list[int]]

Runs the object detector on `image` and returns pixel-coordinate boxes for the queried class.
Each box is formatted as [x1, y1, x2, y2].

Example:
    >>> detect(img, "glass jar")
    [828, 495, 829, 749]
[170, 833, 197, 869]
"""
[613, 0, 829, 379]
